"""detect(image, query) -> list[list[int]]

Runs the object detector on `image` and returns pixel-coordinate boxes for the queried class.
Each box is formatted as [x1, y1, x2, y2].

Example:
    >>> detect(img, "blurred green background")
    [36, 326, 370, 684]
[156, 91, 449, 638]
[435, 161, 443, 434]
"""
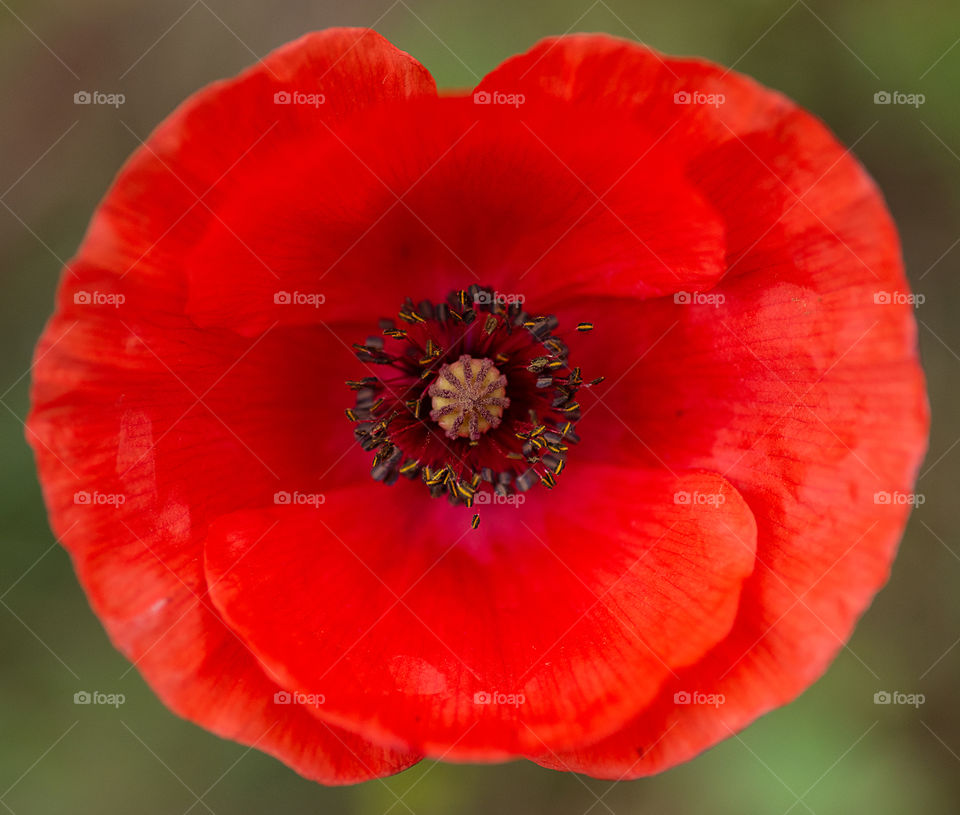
[2, 0, 958, 812]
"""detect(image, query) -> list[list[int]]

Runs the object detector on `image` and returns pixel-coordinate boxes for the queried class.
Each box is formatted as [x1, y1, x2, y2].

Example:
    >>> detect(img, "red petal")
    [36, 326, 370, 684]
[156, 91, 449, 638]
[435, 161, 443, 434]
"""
[31, 448, 421, 785]
[476, 33, 791, 157]
[27, 259, 414, 782]
[493, 37, 928, 777]
[203, 467, 756, 758]
[181, 96, 726, 334]
[75, 28, 437, 313]
[30, 30, 436, 778]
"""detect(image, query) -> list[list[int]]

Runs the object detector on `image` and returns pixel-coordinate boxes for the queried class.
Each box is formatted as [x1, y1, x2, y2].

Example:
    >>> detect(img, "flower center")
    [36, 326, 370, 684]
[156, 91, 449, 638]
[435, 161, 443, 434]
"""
[429, 355, 509, 440]
[345, 286, 601, 511]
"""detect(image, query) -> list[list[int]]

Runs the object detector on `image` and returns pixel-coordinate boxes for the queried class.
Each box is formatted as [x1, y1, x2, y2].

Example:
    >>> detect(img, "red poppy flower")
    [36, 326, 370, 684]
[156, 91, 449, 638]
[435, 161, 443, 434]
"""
[28, 29, 928, 783]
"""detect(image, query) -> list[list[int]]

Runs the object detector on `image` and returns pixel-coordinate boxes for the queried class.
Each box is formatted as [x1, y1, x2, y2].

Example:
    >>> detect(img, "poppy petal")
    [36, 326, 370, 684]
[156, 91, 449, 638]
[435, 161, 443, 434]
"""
[489, 37, 929, 777]
[27, 261, 412, 782]
[180, 96, 727, 335]
[74, 28, 437, 319]
[475, 33, 791, 155]
[202, 466, 757, 758]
